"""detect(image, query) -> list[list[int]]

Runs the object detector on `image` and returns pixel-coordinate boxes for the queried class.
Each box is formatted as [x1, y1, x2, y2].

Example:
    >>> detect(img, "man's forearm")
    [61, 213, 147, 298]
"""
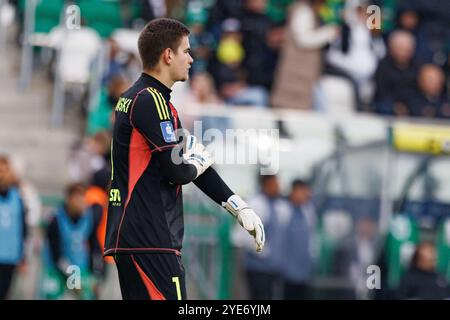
[157, 150, 198, 185]
[193, 167, 234, 205]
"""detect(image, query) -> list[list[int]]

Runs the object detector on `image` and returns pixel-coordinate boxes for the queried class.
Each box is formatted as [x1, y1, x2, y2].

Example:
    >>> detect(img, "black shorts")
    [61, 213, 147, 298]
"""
[114, 253, 187, 300]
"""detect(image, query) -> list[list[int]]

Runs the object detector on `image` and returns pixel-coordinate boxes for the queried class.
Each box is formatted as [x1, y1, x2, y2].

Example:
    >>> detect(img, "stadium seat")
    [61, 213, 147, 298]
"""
[57, 27, 102, 84]
[319, 75, 356, 115]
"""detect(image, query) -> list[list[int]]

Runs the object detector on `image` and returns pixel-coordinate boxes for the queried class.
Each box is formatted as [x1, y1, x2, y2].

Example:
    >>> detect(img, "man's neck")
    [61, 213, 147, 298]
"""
[144, 69, 174, 89]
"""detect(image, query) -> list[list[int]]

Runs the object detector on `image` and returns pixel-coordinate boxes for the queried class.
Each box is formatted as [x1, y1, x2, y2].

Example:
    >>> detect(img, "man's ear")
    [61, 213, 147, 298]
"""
[163, 48, 172, 65]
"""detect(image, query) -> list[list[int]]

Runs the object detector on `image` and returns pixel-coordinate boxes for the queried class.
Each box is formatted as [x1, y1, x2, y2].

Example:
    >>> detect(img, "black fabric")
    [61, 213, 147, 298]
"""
[193, 167, 234, 205]
[105, 73, 186, 255]
[241, 9, 276, 89]
[397, 266, 450, 299]
[245, 270, 278, 300]
[283, 283, 311, 300]
[114, 253, 186, 300]
[0, 264, 16, 300]
[157, 150, 197, 185]
[374, 56, 421, 114]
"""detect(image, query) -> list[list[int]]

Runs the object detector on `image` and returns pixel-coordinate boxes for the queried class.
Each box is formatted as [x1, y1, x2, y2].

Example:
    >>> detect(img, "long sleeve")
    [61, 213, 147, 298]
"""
[193, 167, 234, 205]
[156, 150, 198, 185]
[290, 4, 337, 49]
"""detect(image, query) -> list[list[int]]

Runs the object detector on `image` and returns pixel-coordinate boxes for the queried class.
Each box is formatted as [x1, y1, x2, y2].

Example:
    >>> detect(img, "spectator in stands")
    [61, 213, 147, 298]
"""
[396, 4, 419, 35]
[325, 1, 385, 111]
[0, 156, 27, 300]
[374, 30, 421, 116]
[43, 183, 104, 300]
[241, 0, 279, 91]
[68, 131, 112, 184]
[281, 179, 315, 300]
[271, 0, 340, 110]
[188, 73, 222, 105]
[397, 241, 450, 300]
[233, 175, 291, 299]
[8, 155, 42, 299]
[210, 18, 269, 107]
[185, 72, 230, 135]
[207, 0, 245, 42]
[404, 64, 449, 118]
[85, 168, 115, 298]
[412, 0, 450, 66]
[102, 39, 127, 86]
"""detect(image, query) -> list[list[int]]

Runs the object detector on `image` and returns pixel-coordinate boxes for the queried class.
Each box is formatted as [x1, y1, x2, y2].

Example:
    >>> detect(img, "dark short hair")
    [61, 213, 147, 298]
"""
[291, 178, 310, 189]
[259, 174, 278, 186]
[65, 182, 87, 198]
[138, 18, 190, 69]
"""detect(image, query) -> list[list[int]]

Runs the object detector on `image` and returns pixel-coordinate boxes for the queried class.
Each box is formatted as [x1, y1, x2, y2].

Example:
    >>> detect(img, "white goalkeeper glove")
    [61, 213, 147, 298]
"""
[222, 195, 265, 252]
[182, 135, 214, 179]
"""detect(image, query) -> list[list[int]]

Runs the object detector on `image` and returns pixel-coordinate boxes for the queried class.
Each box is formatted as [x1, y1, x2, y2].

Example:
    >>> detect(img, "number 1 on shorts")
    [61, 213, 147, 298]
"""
[172, 276, 181, 300]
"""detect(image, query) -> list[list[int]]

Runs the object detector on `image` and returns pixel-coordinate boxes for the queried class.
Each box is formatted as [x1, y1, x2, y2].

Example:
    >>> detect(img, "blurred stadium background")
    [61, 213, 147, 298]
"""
[0, 0, 449, 300]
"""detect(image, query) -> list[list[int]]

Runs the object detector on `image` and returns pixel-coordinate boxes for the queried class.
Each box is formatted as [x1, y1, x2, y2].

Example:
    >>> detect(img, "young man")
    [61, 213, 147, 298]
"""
[104, 18, 265, 300]
[43, 183, 104, 299]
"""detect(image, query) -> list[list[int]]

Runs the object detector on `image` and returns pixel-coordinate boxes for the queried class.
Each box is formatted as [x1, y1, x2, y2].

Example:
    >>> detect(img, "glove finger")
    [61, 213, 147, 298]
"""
[254, 221, 264, 252]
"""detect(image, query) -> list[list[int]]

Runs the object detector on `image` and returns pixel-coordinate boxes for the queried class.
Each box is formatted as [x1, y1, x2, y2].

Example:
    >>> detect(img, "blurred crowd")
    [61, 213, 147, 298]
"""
[7, 0, 445, 135]
[83, 0, 450, 125]
[0, 152, 113, 299]
[234, 174, 450, 300]
[1, 0, 450, 300]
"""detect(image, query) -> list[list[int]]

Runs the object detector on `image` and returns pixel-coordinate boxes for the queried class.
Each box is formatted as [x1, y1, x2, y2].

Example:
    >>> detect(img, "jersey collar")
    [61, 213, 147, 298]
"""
[140, 72, 172, 99]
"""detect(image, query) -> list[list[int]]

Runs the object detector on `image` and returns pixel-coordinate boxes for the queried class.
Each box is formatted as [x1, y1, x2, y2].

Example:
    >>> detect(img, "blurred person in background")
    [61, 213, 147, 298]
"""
[374, 30, 421, 116]
[325, 0, 385, 111]
[403, 64, 449, 118]
[68, 131, 112, 184]
[43, 183, 104, 300]
[86, 169, 111, 265]
[411, 0, 450, 66]
[184, 72, 230, 135]
[271, 0, 340, 110]
[233, 175, 290, 299]
[207, 0, 245, 41]
[0, 156, 27, 300]
[7, 155, 42, 299]
[241, 0, 279, 91]
[281, 179, 315, 300]
[397, 241, 450, 300]
[210, 18, 269, 107]
[349, 215, 378, 300]
[85, 169, 120, 299]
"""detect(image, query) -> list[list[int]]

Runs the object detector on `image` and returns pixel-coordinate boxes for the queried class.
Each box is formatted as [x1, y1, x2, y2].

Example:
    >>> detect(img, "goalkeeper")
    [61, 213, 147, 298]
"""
[104, 18, 265, 300]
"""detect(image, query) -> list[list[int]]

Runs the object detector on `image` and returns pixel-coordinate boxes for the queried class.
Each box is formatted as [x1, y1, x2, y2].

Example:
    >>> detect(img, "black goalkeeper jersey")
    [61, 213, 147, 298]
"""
[104, 73, 184, 256]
